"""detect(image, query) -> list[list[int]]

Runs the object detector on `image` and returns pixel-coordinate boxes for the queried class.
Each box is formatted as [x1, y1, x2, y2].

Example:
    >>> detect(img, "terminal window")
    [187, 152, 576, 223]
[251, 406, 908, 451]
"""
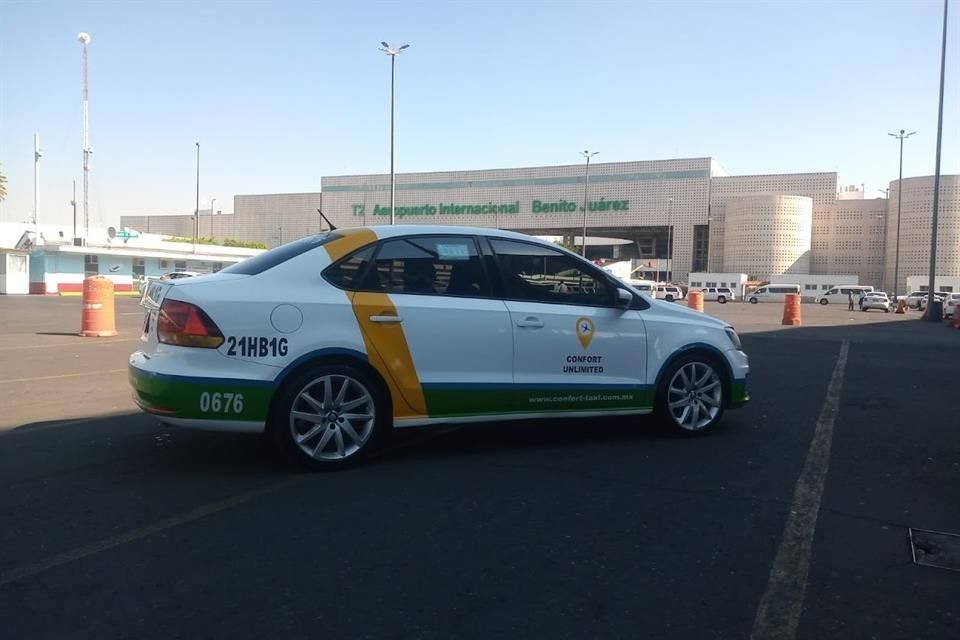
[84, 254, 98, 276]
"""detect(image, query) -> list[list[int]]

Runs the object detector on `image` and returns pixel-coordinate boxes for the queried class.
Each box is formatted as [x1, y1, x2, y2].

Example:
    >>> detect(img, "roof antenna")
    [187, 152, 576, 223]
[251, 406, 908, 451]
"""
[317, 208, 337, 231]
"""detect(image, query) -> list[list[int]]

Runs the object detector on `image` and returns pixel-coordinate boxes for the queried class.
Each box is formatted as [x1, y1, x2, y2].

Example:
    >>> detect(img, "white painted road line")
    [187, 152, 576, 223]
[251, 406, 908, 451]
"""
[0, 339, 139, 352]
[0, 477, 302, 587]
[751, 339, 850, 640]
[0, 369, 127, 383]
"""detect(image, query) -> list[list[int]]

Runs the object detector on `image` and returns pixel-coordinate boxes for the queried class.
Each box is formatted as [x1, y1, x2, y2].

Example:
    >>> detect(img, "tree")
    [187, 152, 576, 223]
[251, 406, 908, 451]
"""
[0, 164, 7, 202]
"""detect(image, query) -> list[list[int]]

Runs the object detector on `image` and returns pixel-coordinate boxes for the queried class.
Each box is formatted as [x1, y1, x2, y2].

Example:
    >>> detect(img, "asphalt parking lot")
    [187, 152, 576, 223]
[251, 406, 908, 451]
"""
[0, 295, 957, 639]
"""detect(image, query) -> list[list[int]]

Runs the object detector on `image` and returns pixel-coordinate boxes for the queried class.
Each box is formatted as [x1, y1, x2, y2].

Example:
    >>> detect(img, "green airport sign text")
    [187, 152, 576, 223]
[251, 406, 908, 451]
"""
[350, 199, 630, 218]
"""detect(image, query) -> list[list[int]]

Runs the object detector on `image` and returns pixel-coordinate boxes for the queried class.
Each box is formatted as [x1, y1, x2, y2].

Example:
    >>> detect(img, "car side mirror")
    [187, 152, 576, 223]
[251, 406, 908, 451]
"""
[615, 288, 632, 309]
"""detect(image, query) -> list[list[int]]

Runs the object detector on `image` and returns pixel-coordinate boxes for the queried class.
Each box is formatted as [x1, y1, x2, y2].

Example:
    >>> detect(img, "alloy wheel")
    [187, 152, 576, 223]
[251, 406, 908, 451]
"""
[667, 362, 723, 431]
[289, 375, 376, 461]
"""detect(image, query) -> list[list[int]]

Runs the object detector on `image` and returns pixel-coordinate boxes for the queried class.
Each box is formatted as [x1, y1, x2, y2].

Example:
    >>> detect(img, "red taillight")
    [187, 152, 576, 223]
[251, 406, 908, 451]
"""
[157, 300, 224, 348]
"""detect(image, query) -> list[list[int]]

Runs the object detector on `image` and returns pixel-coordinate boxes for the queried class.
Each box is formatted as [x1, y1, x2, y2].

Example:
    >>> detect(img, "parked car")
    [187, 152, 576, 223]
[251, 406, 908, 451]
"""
[652, 284, 684, 302]
[701, 287, 735, 304]
[748, 284, 801, 304]
[160, 271, 200, 281]
[917, 293, 946, 311]
[903, 291, 932, 309]
[943, 293, 960, 318]
[627, 279, 656, 295]
[129, 226, 750, 469]
[862, 292, 890, 312]
[815, 285, 874, 305]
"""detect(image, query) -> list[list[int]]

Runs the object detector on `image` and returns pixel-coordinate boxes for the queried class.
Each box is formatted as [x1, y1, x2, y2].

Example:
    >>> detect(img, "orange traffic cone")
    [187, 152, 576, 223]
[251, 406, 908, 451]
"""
[895, 299, 907, 314]
[80, 276, 118, 337]
[782, 293, 802, 326]
[687, 289, 704, 312]
[952, 310, 960, 330]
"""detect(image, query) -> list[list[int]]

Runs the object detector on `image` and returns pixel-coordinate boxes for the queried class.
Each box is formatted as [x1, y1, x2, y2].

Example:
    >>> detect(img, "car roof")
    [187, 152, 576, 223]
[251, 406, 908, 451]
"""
[363, 225, 549, 244]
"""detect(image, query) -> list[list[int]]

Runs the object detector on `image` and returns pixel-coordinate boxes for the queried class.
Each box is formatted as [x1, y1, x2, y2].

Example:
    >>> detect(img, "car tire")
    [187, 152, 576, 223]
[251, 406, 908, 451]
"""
[665, 295, 674, 302]
[270, 363, 387, 470]
[717, 296, 726, 304]
[819, 299, 828, 306]
[749, 297, 758, 304]
[656, 353, 727, 435]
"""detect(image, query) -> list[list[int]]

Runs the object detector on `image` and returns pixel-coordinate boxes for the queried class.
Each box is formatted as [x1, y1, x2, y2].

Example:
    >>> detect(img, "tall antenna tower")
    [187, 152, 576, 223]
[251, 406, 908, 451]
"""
[78, 32, 92, 241]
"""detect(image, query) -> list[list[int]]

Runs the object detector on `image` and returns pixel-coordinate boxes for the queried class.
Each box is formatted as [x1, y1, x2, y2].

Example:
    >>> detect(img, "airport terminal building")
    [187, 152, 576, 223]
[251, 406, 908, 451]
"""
[120, 158, 960, 291]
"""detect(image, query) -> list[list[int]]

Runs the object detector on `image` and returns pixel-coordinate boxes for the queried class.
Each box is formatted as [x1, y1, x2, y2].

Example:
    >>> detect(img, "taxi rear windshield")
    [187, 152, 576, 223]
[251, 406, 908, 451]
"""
[222, 233, 340, 275]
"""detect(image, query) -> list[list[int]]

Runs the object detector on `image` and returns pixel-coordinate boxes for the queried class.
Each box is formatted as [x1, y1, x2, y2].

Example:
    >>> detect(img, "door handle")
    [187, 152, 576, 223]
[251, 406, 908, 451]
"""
[516, 316, 544, 329]
[369, 314, 402, 324]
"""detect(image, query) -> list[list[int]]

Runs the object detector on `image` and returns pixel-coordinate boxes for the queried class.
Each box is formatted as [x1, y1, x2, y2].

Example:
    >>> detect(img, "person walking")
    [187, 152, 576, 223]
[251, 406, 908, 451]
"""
[848, 290, 855, 311]
[858, 290, 866, 311]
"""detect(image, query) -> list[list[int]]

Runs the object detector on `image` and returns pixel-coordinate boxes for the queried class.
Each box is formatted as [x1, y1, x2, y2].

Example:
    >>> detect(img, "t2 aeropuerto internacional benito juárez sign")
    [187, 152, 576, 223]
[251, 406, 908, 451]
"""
[351, 199, 631, 218]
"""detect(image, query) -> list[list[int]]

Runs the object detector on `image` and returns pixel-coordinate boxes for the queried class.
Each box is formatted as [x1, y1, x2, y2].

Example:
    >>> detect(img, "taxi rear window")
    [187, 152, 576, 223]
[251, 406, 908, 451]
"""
[222, 233, 340, 275]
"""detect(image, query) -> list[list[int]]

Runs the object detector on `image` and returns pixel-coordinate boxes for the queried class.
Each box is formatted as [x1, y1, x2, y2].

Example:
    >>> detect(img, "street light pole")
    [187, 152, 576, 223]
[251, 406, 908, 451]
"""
[888, 129, 915, 300]
[667, 197, 674, 282]
[580, 150, 598, 257]
[380, 41, 410, 225]
[926, 0, 949, 320]
[194, 142, 200, 248]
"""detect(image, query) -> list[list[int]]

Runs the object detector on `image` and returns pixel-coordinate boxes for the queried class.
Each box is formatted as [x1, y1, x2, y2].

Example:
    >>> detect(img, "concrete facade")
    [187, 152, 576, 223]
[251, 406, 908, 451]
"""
[721, 195, 813, 277]
[884, 175, 960, 295]
[116, 158, 958, 292]
[707, 172, 836, 273]
[815, 199, 887, 289]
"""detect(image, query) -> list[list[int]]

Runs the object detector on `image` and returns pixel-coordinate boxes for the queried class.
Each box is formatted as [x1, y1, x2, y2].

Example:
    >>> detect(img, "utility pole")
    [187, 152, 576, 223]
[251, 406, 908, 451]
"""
[580, 150, 598, 256]
[380, 41, 410, 225]
[888, 129, 915, 301]
[194, 142, 200, 248]
[71, 180, 78, 242]
[33, 133, 42, 239]
[926, 0, 949, 321]
[210, 197, 216, 238]
[78, 33, 92, 242]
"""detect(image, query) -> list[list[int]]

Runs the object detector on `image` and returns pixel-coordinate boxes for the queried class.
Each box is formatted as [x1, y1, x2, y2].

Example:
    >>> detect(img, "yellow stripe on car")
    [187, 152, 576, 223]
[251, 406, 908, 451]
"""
[324, 227, 378, 262]
[323, 228, 426, 419]
[350, 291, 427, 418]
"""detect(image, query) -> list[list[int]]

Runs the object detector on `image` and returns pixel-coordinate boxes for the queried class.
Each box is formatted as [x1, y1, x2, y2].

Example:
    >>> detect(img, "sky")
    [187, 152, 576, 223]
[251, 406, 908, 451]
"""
[0, 0, 957, 228]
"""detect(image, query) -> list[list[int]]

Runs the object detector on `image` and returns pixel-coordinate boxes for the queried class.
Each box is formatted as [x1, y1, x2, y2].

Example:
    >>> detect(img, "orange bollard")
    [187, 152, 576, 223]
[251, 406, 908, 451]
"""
[782, 293, 802, 326]
[687, 289, 704, 312]
[80, 276, 118, 337]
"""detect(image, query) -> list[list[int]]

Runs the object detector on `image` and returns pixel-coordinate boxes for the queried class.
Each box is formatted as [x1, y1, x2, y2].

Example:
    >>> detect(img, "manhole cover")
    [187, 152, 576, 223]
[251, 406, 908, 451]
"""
[909, 528, 960, 572]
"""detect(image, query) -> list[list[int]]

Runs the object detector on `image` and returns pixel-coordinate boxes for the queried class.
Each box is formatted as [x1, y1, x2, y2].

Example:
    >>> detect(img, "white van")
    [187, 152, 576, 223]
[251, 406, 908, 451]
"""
[701, 286, 736, 304]
[652, 284, 684, 302]
[747, 284, 801, 304]
[628, 279, 656, 295]
[815, 285, 875, 305]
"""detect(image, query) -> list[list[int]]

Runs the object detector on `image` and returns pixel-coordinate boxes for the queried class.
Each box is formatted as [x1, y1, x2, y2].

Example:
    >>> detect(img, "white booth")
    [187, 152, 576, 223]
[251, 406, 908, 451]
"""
[0, 251, 30, 294]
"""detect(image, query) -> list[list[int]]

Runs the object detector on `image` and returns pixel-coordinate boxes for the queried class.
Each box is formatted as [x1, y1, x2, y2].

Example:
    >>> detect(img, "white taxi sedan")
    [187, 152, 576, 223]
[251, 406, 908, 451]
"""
[130, 226, 749, 469]
[862, 292, 891, 312]
[944, 293, 960, 318]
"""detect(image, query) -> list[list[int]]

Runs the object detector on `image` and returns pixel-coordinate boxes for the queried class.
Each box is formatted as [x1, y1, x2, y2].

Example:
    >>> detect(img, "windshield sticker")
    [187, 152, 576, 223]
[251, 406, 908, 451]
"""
[437, 244, 471, 261]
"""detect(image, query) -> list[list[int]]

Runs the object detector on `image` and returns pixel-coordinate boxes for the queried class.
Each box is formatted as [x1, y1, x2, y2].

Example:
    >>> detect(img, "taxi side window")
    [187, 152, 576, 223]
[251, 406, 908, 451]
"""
[363, 236, 490, 297]
[323, 246, 376, 289]
[490, 239, 613, 307]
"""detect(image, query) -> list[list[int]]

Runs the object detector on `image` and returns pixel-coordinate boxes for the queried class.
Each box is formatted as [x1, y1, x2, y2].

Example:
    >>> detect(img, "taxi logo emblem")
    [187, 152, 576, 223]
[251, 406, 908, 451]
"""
[575, 317, 595, 349]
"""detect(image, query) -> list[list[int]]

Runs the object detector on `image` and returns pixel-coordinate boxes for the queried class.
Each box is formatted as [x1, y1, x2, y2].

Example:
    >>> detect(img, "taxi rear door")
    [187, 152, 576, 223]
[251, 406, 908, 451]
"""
[349, 235, 515, 420]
